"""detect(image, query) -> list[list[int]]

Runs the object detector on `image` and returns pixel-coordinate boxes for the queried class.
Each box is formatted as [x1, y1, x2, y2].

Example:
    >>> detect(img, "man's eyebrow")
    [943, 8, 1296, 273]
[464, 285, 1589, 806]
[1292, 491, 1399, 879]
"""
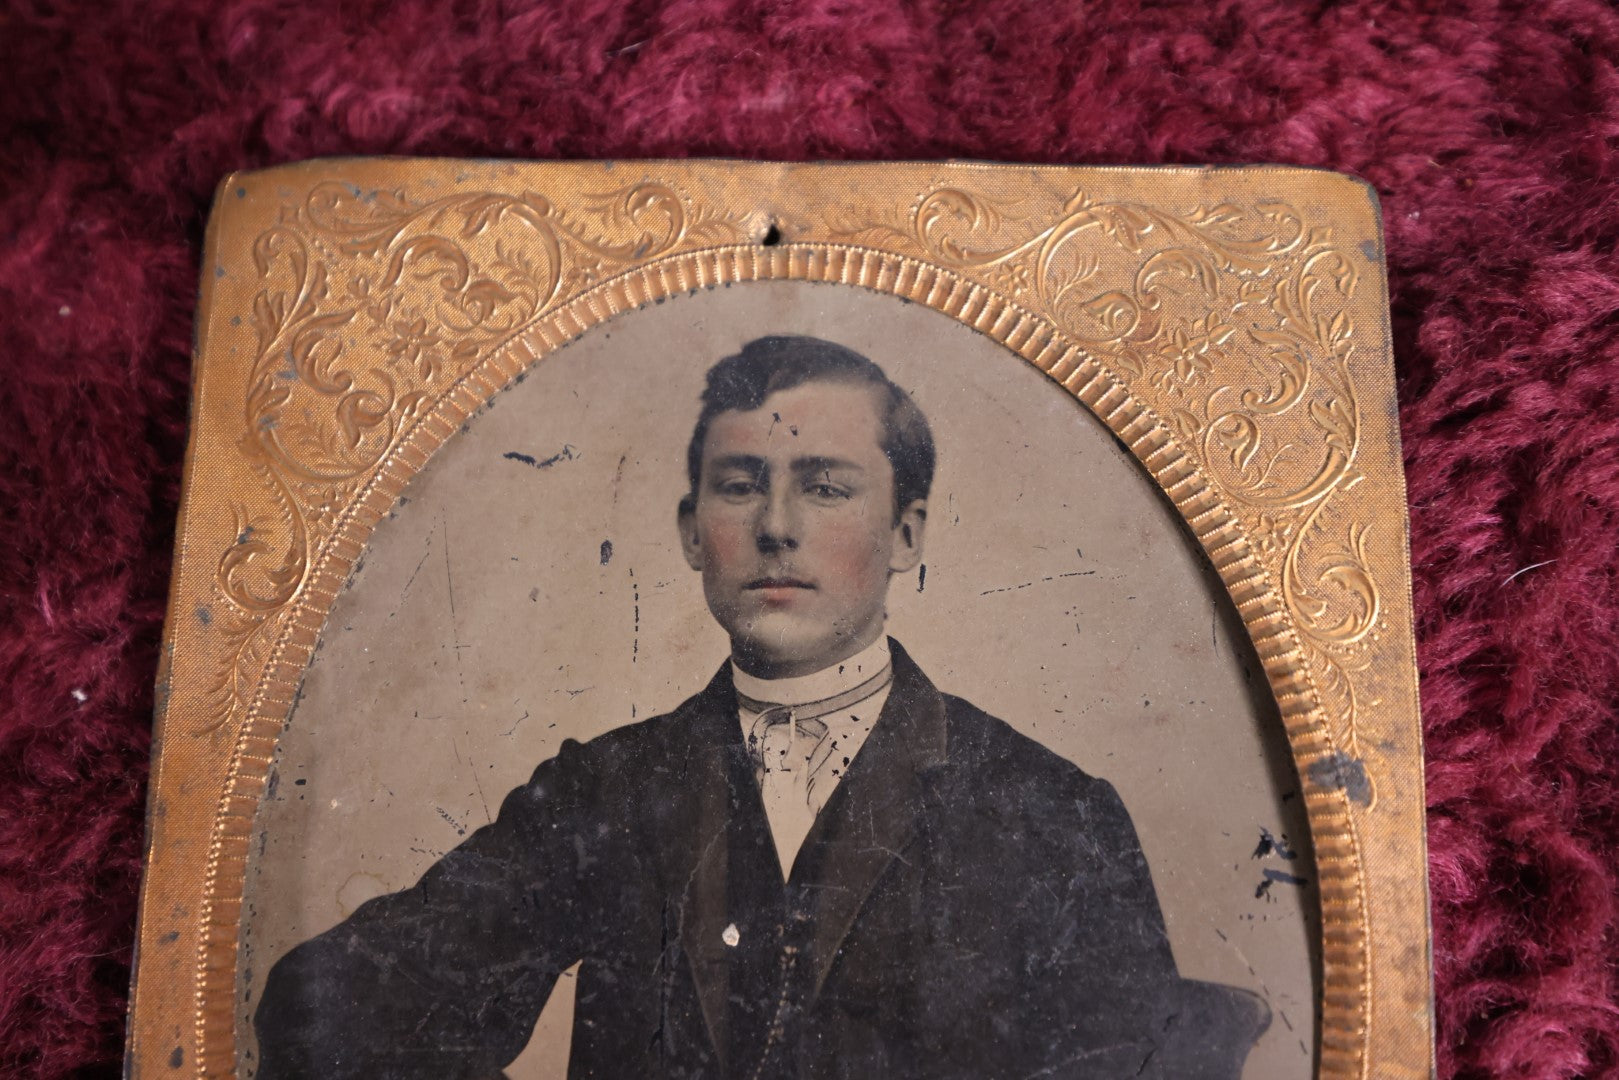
[705, 454, 767, 475]
[791, 456, 866, 476]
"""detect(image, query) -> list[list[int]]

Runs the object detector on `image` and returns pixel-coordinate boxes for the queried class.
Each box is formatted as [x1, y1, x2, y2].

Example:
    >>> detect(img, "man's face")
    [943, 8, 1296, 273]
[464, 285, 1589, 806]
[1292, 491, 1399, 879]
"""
[679, 379, 926, 679]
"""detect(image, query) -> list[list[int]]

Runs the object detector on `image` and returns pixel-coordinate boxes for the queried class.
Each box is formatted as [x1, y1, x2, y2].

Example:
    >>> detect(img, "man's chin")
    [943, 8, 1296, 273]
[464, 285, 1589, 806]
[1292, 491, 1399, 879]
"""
[729, 627, 846, 679]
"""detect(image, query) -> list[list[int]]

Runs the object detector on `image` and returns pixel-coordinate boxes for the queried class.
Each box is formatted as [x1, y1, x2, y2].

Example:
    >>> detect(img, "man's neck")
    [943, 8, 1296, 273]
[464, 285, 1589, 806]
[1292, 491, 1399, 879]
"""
[731, 635, 892, 708]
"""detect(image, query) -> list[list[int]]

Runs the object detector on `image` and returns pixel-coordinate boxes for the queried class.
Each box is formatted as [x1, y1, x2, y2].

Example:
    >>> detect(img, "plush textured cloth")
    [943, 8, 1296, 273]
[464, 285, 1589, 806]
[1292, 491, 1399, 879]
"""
[1, 2, 1615, 1077]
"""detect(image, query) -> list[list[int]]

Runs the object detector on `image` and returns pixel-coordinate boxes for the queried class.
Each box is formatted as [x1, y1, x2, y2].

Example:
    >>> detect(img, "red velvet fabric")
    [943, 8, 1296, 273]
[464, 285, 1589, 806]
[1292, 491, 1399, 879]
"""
[2, 1, 1616, 1076]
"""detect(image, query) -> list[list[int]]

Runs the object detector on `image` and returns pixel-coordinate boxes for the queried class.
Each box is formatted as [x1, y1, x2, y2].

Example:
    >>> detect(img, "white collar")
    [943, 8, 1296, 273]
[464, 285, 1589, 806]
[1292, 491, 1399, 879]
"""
[731, 636, 892, 711]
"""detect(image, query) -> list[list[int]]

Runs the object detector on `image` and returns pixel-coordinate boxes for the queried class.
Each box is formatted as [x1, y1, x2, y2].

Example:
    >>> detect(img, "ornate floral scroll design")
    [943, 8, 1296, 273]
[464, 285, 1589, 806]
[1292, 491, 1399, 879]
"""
[202, 181, 745, 733]
[837, 186, 1381, 768]
[180, 171, 1408, 1080]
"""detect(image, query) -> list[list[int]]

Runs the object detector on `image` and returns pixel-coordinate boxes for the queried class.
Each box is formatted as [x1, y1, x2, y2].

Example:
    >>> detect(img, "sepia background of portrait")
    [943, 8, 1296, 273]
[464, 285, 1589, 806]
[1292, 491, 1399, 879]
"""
[238, 280, 1319, 1077]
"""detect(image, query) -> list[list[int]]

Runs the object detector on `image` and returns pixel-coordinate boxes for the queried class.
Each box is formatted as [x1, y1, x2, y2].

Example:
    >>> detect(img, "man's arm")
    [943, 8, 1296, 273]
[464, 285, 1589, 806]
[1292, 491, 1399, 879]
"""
[253, 737, 623, 1079]
[1041, 774, 1270, 1079]
[1020, 772, 1181, 1072]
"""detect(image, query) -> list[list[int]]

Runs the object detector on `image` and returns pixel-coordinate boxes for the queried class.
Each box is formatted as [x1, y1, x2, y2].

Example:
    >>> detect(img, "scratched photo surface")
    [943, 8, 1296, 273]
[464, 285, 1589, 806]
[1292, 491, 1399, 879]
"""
[238, 281, 1318, 1078]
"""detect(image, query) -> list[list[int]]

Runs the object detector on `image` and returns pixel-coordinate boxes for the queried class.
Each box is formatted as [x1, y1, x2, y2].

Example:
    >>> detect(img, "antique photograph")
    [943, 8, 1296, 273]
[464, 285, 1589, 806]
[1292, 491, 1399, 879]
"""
[237, 281, 1316, 1078]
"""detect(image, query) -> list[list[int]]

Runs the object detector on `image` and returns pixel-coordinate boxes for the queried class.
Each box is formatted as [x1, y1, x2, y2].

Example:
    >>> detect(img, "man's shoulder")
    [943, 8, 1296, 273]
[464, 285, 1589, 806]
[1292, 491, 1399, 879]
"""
[936, 692, 1127, 818]
[492, 677, 727, 825]
[940, 693, 1096, 779]
[550, 676, 729, 771]
[928, 693, 1154, 886]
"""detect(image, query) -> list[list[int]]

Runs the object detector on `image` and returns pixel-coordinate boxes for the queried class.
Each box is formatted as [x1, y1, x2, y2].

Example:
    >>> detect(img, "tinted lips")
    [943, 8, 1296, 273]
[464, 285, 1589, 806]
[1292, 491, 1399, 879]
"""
[745, 577, 814, 590]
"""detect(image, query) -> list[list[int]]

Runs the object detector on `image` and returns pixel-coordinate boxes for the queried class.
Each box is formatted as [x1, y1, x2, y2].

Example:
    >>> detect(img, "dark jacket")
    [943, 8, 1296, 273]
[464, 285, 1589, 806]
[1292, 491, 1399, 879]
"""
[255, 641, 1266, 1079]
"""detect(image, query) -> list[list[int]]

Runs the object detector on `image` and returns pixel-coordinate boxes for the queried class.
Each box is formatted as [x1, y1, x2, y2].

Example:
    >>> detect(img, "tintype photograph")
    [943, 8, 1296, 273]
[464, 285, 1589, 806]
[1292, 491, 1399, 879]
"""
[237, 281, 1317, 1079]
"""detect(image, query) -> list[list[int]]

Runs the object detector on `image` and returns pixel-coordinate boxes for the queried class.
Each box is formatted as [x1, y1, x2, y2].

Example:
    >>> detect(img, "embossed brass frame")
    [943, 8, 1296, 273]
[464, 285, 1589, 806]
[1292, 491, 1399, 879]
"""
[128, 159, 1432, 1078]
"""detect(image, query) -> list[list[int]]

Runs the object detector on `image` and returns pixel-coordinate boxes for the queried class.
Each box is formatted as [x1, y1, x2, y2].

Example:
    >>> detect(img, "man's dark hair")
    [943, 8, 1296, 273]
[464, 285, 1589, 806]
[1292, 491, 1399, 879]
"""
[685, 335, 935, 520]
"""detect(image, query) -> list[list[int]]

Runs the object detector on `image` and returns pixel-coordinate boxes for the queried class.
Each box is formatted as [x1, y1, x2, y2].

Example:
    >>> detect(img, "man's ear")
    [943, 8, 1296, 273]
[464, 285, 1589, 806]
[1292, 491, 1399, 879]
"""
[677, 494, 704, 571]
[888, 499, 927, 574]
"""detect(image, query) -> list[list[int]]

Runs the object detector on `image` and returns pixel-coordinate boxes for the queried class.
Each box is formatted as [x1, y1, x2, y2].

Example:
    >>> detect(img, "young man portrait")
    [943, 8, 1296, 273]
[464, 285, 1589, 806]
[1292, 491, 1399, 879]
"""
[254, 335, 1268, 1078]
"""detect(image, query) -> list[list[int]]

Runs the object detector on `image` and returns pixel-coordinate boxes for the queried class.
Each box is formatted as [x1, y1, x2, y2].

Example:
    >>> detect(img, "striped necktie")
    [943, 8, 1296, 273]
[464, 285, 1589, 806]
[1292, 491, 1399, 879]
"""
[740, 662, 893, 811]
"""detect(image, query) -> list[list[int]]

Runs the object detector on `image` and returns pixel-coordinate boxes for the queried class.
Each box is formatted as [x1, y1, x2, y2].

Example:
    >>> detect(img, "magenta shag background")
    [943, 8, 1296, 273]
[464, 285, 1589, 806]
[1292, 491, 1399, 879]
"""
[2, 2, 1617, 1077]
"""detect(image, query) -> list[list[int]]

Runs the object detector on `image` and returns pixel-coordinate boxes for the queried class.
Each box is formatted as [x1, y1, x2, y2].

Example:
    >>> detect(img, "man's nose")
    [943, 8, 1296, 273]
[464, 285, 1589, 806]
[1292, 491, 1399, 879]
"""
[755, 487, 799, 552]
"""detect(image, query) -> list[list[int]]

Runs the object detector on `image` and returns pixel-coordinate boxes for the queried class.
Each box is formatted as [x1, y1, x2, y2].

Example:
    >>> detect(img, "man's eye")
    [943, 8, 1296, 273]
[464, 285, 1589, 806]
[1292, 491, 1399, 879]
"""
[806, 482, 851, 500]
[717, 479, 761, 497]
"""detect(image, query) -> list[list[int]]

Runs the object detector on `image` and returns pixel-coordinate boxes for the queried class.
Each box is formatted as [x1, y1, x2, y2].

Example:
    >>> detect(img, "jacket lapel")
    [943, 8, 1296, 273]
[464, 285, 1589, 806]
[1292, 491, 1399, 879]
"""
[673, 665, 745, 1071]
[789, 640, 950, 999]
[674, 663, 784, 1074]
